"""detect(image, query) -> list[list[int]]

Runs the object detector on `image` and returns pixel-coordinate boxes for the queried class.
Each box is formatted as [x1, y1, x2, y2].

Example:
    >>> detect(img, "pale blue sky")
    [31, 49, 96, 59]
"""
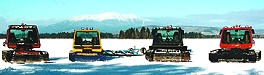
[1, 0, 264, 21]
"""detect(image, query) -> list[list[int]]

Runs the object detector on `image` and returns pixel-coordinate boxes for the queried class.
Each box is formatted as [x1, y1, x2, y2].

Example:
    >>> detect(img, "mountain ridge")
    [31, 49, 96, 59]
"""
[1, 12, 264, 35]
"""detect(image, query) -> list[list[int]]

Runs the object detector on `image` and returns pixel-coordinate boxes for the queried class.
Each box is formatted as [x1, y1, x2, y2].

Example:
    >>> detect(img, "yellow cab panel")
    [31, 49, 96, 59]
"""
[72, 29, 102, 53]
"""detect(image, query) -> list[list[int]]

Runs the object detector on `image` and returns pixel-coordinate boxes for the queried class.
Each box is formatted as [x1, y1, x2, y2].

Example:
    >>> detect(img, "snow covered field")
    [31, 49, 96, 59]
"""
[0, 39, 263, 75]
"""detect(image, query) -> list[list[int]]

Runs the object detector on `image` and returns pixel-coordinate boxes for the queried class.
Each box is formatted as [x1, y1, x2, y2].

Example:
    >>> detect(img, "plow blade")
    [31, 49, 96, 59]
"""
[210, 53, 257, 62]
[146, 53, 190, 62]
[2, 50, 49, 64]
[209, 50, 261, 63]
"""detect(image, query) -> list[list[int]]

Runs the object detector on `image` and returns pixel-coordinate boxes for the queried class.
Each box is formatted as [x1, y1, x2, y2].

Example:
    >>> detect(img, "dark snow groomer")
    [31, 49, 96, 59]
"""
[141, 25, 192, 62]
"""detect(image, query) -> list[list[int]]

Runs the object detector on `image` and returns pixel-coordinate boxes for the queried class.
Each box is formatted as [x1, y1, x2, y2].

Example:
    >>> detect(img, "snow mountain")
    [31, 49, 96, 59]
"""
[37, 12, 264, 35]
[39, 12, 155, 33]
[70, 12, 144, 22]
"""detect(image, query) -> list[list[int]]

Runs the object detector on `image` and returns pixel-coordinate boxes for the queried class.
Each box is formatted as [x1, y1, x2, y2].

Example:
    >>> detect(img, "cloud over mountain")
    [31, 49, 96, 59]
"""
[69, 12, 148, 22]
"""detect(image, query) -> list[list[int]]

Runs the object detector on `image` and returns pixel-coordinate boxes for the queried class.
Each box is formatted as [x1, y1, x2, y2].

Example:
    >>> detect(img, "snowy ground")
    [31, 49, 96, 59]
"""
[0, 39, 263, 75]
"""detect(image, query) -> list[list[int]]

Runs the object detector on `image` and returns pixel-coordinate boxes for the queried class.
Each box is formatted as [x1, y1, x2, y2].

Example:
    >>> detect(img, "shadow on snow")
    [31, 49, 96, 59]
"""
[0, 62, 204, 75]
[1, 57, 262, 75]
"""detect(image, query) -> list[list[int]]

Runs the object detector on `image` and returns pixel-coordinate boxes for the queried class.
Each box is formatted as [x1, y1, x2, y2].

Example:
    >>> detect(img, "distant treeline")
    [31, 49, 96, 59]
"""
[0, 32, 116, 39]
[39, 32, 117, 38]
[117, 27, 219, 39]
[117, 27, 264, 39]
[118, 27, 152, 39]
[1, 26, 264, 39]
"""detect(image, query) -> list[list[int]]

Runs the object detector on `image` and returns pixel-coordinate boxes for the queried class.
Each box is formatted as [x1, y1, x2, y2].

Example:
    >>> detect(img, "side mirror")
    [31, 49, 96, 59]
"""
[252, 29, 255, 34]
[219, 30, 222, 35]
[181, 30, 184, 35]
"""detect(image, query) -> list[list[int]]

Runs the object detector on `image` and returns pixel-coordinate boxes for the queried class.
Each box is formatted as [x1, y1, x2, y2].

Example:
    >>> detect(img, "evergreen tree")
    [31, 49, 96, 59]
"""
[140, 27, 146, 39]
[119, 30, 125, 39]
[146, 28, 150, 39]
[130, 28, 136, 39]
[135, 28, 140, 39]
[125, 28, 132, 39]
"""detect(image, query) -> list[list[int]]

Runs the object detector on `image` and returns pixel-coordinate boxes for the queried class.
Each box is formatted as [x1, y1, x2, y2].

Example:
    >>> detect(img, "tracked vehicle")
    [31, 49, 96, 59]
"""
[209, 25, 261, 62]
[69, 27, 141, 62]
[2, 23, 49, 63]
[141, 25, 191, 62]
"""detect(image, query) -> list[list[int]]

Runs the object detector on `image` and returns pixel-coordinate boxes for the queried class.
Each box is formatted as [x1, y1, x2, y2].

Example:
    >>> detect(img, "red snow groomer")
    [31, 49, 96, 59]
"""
[209, 25, 261, 62]
[2, 23, 49, 63]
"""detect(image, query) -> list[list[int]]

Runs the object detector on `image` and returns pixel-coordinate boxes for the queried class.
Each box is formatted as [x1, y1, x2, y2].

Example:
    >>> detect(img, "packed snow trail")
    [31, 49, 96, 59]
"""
[0, 39, 263, 75]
